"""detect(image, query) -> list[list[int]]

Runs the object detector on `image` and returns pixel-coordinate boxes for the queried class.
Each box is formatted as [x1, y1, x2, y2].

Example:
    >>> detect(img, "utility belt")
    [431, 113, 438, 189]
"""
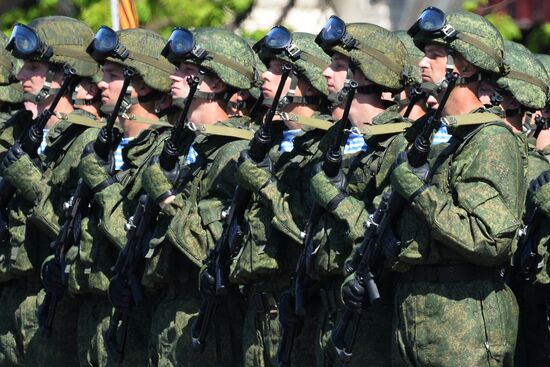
[400, 263, 501, 283]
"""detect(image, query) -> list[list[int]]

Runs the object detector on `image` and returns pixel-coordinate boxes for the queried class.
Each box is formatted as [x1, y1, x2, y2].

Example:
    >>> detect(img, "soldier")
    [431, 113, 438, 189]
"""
[513, 50, 550, 366]
[535, 54, 550, 151]
[388, 8, 525, 366]
[0, 16, 101, 365]
[312, 20, 411, 367]
[225, 28, 331, 367]
[74, 26, 175, 366]
[136, 27, 259, 366]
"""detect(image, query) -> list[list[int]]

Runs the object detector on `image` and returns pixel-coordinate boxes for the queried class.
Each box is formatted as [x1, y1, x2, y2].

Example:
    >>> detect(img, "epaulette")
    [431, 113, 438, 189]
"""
[57, 112, 104, 129]
[278, 112, 333, 131]
[441, 112, 502, 127]
[187, 122, 254, 140]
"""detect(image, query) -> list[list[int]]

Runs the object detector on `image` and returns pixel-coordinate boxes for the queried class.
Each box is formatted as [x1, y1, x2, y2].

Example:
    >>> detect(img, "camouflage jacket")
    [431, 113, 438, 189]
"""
[68, 125, 170, 294]
[0, 108, 33, 161]
[229, 116, 334, 286]
[0, 110, 98, 281]
[307, 108, 409, 280]
[141, 116, 254, 288]
[394, 108, 528, 270]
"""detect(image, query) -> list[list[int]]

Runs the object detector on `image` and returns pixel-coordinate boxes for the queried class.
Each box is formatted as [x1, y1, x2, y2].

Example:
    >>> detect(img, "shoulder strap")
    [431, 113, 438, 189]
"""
[278, 112, 333, 131]
[187, 122, 254, 140]
[358, 122, 412, 137]
[124, 114, 172, 128]
[57, 112, 104, 129]
[442, 112, 502, 128]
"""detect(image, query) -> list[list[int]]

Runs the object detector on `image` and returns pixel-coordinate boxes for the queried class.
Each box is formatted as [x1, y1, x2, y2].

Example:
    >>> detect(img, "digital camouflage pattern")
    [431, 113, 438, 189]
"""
[104, 28, 174, 93]
[25, 16, 99, 78]
[391, 110, 527, 366]
[347, 24, 408, 91]
[394, 30, 423, 86]
[140, 116, 253, 366]
[186, 28, 261, 92]
[498, 41, 549, 110]
[414, 11, 507, 76]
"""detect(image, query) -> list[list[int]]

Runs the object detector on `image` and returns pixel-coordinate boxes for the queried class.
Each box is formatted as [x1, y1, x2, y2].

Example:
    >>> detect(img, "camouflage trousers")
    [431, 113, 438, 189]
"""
[76, 293, 155, 367]
[242, 286, 317, 367]
[0, 275, 79, 366]
[514, 283, 550, 367]
[148, 283, 244, 367]
[392, 277, 519, 367]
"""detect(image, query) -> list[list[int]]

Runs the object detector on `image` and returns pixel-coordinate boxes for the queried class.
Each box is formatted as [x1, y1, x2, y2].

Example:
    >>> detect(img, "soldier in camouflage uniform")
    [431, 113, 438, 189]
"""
[136, 27, 259, 366]
[311, 21, 411, 367]
[386, 9, 526, 366]
[0, 16, 101, 366]
[0, 31, 24, 152]
[226, 29, 332, 367]
[76, 27, 176, 366]
[512, 50, 550, 366]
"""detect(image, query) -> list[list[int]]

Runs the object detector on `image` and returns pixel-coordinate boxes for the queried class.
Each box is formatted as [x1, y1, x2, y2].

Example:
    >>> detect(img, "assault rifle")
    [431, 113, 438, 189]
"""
[191, 64, 292, 353]
[0, 66, 77, 246]
[38, 67, 135, 335]
[104, 74, 200, 363]
[275, 80, 358, 367]
[331, 71, 458, 363]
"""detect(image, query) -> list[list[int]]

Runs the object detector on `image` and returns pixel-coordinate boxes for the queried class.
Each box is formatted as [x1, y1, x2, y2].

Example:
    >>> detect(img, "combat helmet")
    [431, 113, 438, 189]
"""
[496, 41, 549, 112]
[6, 16, 99, 103]
[254, 27, 330, 108]
[0, 32, 23, 104]
[394, 30, 423, 87]
[408, 7, 508, 85]
[87, 26, 174, 113]
[162, 27, 261, 104]
[536, 54, 550, 107]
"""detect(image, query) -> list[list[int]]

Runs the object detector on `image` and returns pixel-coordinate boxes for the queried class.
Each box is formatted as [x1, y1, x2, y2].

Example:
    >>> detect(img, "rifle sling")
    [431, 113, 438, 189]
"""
[278, 112, 333, 131]
[57, 112, 104, 129]
[358, 122, 411, 137]
[441, 112, 502, 127]
[186, 122, 254, 140]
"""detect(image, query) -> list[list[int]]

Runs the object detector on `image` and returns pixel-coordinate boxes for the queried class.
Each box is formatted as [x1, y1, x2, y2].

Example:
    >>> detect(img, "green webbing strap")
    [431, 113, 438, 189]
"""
[442, 112, 502, 127]
[57, 112, 104, 129]
[51, 46, 95, 63]
[186, 121, 254, 140]
[358, 122, 411, 137]
[506, 70, 549, 94]
[456, 33, 507, 73]
[127, 51, 175, 74]
[300, 51, 329, 71]
[124, 114, 172, 127]
[355, 41, 403, 75]
[208, 50, 255, 82]
[278, 112, 333, 130]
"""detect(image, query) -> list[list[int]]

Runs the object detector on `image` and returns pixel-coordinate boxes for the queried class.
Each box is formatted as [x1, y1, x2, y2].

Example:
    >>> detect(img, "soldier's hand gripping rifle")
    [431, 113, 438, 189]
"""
[275, 80, 358, 367]
[331, 71, 458, 364]
[191, 64, 292, 353]
[104, 75, 200, 363]
[0, 66, 77, 245]
[533, 114, 549, 139]
[38, 67, 135, 336]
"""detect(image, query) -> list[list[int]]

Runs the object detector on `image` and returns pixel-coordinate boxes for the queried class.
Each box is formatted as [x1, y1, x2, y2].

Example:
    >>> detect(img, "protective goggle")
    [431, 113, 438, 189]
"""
[86, 26, 129, 62]
[407, 7, 457, 40]
[253, 26, 301, 61]
[161, 28, 207, 65]
[315, 15, 357, 51]
[6, 23, 53, 60]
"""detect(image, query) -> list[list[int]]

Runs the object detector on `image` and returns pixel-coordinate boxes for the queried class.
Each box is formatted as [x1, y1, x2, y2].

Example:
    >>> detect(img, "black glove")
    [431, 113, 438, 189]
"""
[41, 258, 66, 298]
[394, 151, 430, 181]
[342, 275, 366, 314]
[312, 161, 347, 191]
[0, 143, 27, 173]
[107, 275, 134, 311]
[198, 265, 216, 298]
[528, 169, 550, 196]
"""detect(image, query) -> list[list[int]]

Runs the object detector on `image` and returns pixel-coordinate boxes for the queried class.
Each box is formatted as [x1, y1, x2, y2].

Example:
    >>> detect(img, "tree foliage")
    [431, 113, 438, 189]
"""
[1, 0, 255, 38]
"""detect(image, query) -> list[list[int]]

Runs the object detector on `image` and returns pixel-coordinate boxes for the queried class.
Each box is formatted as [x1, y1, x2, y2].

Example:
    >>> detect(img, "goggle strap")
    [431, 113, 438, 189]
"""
[51, 46, 95, 63]
[456, 33, 506, 73]
[355, 42, 403, 76]
[207, 50, 255, 82]
[300, 51, 329, 71]
[127, 51, 175, 75]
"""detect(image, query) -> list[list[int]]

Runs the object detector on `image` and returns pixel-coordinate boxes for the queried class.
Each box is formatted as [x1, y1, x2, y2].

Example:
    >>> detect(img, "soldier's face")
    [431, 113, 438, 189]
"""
[323, 53, 349, 94]
[17, 60, 51, 95]
[170, 62, 200, 99]
[98, 62, 125, 107]
[419, 44, 448, 85]
[261, 59, 291, 99]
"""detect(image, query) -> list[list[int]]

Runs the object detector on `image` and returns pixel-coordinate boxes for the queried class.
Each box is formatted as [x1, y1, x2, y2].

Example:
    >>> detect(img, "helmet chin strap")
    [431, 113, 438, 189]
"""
[100, 84, 134, 116]
[327, 67, 355, 109]
[264, 69, 324, 109]
[24, 68, 60, 104]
